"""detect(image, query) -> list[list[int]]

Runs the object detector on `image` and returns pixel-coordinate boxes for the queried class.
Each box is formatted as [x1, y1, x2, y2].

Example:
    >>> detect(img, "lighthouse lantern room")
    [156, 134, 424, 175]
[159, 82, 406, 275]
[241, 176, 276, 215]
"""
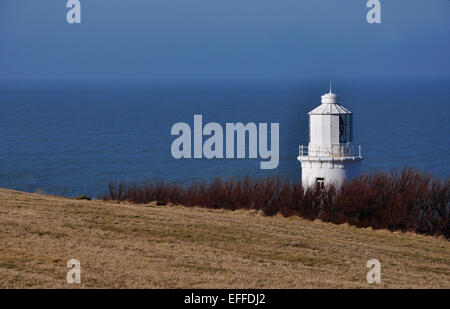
[298, 83, 363, 187]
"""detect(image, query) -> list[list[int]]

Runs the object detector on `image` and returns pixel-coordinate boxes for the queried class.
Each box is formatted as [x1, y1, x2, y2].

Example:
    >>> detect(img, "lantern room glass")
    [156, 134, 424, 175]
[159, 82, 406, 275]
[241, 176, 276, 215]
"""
[339, 114, 353, 143]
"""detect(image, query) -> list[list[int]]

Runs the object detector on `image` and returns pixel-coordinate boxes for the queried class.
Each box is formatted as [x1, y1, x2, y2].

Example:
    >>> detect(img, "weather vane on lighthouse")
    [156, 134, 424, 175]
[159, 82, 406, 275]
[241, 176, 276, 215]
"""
[298, 83, 363, 187]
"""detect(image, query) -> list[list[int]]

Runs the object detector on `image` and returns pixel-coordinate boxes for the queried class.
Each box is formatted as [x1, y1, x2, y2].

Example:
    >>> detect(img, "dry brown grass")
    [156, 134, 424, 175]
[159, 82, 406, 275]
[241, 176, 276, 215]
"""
[0, 188, 449, 289]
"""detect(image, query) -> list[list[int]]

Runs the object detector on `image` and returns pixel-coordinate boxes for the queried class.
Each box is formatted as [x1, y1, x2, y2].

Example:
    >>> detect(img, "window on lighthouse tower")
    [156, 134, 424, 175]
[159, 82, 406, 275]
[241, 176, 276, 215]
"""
[339, 114, 353, 143]
[339, 116, 345, 138]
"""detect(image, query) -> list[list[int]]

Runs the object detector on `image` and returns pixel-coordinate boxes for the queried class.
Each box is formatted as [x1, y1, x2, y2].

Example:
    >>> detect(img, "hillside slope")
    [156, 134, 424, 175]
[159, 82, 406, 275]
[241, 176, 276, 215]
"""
[0, 188, 449, 288]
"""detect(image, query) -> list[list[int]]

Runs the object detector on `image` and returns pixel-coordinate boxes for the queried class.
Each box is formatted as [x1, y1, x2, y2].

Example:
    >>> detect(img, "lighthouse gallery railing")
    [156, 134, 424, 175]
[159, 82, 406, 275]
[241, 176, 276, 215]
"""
[299, 144, 362, 158]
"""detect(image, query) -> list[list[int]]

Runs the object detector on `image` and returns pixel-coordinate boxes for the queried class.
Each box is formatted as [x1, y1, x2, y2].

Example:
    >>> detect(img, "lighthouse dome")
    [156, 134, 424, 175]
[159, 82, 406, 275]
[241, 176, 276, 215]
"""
[308, 99, 352, 115]
[308, 83, 352, 115]
[321, 92, 339, 104]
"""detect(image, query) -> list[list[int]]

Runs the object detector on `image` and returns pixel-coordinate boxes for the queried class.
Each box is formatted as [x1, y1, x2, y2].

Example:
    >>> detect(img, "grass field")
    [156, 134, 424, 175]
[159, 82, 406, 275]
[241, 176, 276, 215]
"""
[0, 188, 449, 288]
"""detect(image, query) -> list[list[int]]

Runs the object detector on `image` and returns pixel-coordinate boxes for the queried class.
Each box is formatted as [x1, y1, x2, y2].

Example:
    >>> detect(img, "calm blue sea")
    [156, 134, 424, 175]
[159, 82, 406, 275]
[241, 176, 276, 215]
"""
[0, 78, 448, 197]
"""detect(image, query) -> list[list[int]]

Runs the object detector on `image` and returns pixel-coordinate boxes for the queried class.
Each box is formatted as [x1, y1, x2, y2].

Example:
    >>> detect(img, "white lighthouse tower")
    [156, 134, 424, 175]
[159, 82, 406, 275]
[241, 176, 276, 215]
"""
[298, 83, 363, 187]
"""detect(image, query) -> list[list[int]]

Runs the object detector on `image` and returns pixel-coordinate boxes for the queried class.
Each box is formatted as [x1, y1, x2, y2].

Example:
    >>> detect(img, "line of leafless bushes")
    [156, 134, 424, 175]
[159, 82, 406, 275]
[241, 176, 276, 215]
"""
[101, 168, 449, 239]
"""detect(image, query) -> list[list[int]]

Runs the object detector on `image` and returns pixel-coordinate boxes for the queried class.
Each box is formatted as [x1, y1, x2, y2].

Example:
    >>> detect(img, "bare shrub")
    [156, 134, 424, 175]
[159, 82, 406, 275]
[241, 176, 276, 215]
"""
[101, 168, 449, 239]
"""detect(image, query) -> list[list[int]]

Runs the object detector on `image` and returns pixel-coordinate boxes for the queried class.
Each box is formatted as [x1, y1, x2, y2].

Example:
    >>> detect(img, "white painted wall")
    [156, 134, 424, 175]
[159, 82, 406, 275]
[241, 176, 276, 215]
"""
[310, 114, 323, 146]
[309, 113, 342, 153]
[330, 115, 339, 145]
[300, 159, 362, 187]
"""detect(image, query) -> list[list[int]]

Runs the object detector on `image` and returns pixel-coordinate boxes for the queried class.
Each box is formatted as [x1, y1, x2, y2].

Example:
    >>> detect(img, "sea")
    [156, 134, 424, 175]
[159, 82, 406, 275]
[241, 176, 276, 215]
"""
[0, 78, 448, 197]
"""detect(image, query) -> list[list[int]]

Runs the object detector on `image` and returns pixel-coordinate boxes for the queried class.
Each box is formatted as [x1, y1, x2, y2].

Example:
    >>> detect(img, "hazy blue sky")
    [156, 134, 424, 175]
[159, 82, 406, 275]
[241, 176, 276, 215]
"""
[1, 0, 449, 80]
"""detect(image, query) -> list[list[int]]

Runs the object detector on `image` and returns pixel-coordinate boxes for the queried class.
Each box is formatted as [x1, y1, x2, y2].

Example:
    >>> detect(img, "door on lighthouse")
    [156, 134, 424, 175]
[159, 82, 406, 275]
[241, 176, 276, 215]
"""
[315, 178, 325, 189]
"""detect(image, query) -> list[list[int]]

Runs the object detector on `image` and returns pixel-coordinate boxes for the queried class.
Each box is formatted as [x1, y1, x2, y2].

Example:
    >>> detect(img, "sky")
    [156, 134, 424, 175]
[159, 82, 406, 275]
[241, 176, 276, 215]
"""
[0, 0, 449, 80]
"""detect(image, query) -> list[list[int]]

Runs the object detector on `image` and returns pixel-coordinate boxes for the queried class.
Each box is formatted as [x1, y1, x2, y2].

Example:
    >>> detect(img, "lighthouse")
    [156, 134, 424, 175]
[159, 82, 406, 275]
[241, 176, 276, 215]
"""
[297, 83, 363, 187]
